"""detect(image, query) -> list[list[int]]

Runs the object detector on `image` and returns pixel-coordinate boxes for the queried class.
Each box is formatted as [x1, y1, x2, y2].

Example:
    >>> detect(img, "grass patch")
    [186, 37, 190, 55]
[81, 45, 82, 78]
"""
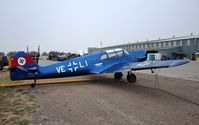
[1, 118, 6, 122]
[16, 88, 23, 92]
[13, 107, 25, 115]
[18, 120, 29, 125]
[43, 117, 48, 121]
[28, 98, 34, 102]
[0, 77, 20, 84]
[25, 105, 40, 113]
[0, 95, 2, 102]
[29, 95, 36, 99]
[13, 99, 24, 106]
[41, 92, 46, 94]
[0, 71, 39, 125]
[9, 116, 19, 123]
[0, 99, 11, 112]
[0, 86, 16, 92]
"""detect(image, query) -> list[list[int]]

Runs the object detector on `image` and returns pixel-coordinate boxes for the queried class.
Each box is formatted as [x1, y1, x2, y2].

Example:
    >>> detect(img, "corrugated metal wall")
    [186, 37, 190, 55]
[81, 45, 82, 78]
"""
[88, 35, 199, 60]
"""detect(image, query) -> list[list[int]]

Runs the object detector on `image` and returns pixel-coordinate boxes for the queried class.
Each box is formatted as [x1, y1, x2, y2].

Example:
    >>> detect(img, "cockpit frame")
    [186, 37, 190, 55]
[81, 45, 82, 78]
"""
[100, 49, 129, 61]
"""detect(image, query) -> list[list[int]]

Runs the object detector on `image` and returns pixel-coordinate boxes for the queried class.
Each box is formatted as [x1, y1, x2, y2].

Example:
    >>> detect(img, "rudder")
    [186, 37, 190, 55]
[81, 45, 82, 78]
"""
[10, 52, 38, 80]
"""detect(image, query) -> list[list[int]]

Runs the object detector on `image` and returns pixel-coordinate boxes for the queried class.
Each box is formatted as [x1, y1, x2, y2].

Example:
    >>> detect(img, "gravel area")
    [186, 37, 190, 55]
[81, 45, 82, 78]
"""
[28, 60, 199, 125]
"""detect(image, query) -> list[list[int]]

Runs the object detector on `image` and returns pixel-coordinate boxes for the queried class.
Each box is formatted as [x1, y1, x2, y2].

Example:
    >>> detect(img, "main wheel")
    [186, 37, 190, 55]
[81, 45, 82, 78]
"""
[114, 72, 123, 80]
[31, 83, 36, 88]
[127, 72, 137, 83]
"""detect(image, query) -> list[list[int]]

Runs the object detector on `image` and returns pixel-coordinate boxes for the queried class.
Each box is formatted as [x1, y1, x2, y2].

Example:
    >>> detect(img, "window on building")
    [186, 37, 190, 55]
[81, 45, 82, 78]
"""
[187, 40, 190, 46]
[159, 43, 162, 48]
[100, 54, 108, 61]
[174, 41, 176, 46]
[156, 43, 158, 48]
[151, 43, 154, 48]
[180, 40, 182, 46]
[166, 42, 168, 47]
[163, 42, 166, 47]
[147, 44, 150, 48]
[168, 42, 171, 47]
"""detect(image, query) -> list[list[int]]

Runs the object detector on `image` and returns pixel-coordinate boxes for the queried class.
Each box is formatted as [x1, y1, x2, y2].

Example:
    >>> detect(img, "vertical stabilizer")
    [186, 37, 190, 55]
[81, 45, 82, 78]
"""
[10, 52, 38, 80]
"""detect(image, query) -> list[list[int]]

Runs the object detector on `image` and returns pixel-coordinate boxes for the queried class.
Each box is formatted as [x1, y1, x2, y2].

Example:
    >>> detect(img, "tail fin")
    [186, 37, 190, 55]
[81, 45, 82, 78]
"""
[10, 52, 38, 80]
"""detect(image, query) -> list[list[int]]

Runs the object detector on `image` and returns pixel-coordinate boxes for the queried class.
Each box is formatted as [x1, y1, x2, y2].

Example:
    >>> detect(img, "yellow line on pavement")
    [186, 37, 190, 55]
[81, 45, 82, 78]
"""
[0, 79, 97, 87]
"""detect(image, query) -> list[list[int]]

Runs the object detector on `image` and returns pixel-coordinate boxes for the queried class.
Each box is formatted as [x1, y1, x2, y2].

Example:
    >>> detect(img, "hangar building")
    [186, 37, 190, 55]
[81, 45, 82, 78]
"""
[88, 34, 199, 60]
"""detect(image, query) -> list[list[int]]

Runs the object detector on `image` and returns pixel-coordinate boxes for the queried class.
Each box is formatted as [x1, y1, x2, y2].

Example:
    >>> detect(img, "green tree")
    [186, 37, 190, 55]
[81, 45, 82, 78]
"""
[48, 51, 59, 60]
[0, 52, 5, 56]
[7, 51, 17, 58]
[42, 52, 48, 56]
[29, 51, 40, 60]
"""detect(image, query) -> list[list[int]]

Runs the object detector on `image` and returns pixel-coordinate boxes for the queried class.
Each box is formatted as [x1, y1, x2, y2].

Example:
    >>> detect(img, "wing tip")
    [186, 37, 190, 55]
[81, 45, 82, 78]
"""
[168, 59, 190, 68]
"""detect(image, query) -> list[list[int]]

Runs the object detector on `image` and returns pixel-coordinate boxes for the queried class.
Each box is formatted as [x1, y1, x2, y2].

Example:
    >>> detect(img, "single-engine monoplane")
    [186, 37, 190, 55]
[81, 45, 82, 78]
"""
[10, 49, 189, 87]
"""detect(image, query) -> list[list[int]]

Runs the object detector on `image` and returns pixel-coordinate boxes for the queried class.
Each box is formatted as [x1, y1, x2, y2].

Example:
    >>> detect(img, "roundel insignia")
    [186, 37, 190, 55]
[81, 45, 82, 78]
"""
[17, 57, 26, 66]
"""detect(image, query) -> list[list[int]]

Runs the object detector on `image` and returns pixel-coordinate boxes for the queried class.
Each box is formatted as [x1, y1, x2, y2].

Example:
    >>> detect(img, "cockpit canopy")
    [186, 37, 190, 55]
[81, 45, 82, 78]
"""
[100, 49, 129, 61]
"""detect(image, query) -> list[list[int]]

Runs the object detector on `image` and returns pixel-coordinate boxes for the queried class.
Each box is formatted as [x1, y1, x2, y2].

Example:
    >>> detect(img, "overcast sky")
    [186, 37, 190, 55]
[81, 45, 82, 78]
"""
[0, 0, 199, 54]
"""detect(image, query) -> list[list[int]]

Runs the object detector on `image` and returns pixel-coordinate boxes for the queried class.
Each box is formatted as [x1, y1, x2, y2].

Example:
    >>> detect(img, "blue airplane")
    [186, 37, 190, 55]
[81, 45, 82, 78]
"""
[10, 49, 189, 87]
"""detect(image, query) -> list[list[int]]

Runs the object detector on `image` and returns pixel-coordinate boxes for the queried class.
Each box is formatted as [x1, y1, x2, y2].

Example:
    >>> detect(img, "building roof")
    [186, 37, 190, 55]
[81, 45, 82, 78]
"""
[100, 34, 199, 49]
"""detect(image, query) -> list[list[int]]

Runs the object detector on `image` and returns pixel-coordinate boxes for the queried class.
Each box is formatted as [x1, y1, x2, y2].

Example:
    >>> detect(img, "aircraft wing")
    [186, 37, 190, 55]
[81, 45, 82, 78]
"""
[98, 60, 190, 74]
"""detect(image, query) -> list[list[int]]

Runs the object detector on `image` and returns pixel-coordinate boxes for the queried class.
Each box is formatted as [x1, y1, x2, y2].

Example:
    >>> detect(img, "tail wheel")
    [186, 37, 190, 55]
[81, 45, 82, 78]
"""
[127, 72, 137, 83]
[114, 72, 123, 80]
[31, 79, 36, 88]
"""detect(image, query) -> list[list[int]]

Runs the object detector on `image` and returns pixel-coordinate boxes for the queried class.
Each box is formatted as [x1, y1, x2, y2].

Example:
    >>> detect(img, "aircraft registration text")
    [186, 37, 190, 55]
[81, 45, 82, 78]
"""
[56, 60, 88, 73]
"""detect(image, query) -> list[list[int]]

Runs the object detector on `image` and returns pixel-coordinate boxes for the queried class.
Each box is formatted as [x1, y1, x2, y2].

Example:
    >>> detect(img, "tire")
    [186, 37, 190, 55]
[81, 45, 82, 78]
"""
[114, 72, 123, 80]
[127, 73, 137, 83]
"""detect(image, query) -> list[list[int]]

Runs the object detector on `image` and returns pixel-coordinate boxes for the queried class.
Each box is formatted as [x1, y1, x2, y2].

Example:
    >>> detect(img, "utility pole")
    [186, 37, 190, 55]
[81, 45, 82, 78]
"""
[37, 45, 40, 63]
[100, 41, 102, 48]
[27, 45, 29, 53]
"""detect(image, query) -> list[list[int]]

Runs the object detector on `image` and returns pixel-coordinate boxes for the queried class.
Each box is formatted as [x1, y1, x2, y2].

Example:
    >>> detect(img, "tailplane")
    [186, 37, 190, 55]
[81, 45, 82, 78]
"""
[10, 52, 39, 80]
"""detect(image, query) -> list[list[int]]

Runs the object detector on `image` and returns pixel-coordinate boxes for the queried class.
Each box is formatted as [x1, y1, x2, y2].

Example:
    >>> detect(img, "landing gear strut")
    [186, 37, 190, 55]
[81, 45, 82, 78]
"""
[114, 72, 123, 80]
[31, 79, 36, 88]
[127, 71, 136, 83]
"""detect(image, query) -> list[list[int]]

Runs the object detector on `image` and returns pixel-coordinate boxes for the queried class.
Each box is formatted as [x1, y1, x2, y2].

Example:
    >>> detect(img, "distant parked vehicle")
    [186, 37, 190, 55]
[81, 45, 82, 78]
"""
[57, 54, 67, 61]
[0, 56, 8, 70]
[147, 53, 162, 61]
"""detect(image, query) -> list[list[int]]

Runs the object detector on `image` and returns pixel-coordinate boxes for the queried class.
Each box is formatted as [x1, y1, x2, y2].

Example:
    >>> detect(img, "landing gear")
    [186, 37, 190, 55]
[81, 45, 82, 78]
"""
[114, 72, 123, 80]
[127, 71, 136, 83]
[31, 79, 36, 88]
[31, 83, 35, 88]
